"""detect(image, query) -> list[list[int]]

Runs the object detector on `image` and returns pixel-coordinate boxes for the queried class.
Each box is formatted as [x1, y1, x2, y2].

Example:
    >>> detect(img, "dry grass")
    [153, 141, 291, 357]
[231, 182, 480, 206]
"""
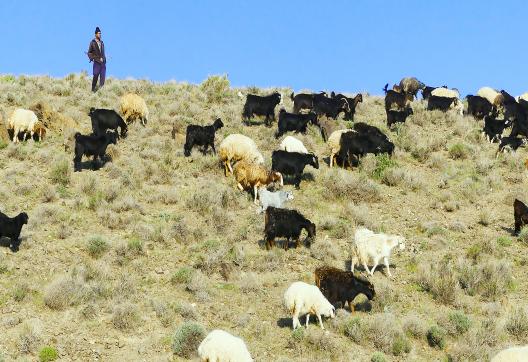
[0, 74, 527, 360]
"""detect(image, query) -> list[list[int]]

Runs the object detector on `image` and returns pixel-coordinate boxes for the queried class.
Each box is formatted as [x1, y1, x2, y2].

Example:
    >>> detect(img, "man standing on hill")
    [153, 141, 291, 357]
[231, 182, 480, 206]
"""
[87, 27, 106, 92]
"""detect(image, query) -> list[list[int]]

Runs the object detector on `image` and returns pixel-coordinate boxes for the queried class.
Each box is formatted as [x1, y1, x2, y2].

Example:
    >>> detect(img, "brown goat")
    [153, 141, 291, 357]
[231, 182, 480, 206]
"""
[514, 199, 528, 235]
[315, 266, 375, 312]
[233, 161, 283, 204]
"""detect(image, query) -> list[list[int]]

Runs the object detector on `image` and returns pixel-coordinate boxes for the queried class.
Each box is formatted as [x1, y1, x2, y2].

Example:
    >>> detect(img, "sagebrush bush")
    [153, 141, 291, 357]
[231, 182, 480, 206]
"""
[505, 306, 528, 339]
[87, 236, 109, 258]
[50, 158, 71, 186]
[448, 143, 469, 160]
[426, 325, 446, 349]
[172, 322, 205, 358]
[200, 74, 231, 103]
[417, 260, 459, 305]
[171, 267, 194, 285]
[112, 303, 139, 330]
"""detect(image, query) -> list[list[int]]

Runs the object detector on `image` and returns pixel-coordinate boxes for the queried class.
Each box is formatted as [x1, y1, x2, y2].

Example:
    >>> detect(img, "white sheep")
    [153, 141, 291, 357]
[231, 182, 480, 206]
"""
[283, 281, 335, 330]
[7, 109, 39, 143]
[119, 93, 149, 126]
[327, 129, 352, 167]
[491, 345, 528, 362]
[198, 329, 253, 362]
[431, 87, 460, 99]
[257, 188, 294, 214]
[351, 227, 406, 278]
[477, 87, 503, 107]
[279, 136, 309, 154]
[518, 92, 528, 102]
[218, 134, 264, 175]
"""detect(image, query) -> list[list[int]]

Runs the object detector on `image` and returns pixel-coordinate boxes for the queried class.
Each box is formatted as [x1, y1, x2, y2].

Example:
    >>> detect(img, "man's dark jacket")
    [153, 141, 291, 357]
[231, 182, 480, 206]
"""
[87, 39, 106, 64]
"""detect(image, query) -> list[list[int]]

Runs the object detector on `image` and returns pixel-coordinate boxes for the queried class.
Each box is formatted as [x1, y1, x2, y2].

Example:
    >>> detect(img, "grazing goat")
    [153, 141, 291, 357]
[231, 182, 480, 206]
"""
[264, 207, 315, 250]
[467, 95, 495, 119]
[271, 150, 319, 188]
[327, 129, 352, 167]
[233, 161, 283, 204]
[120, 93, 149, 126]
[383, 84, 413, 111]
[427, 95, 458, 112]
[332, 93, 363, 121]
[73, 132, 117, 171]
[351, 228, 405, 278]
[183, 118, 224, 156]
[314, 266, 375, 312]
[0, 211, 29, 252]
[290, 92, 328, 114]
[257, 188, 294, 214]
[218, 134, 264, 176]
[338, 123, 394, 168]
[498, 136, 526, 154]
[399, 77, 425, 98]
[283, 281, 335, 330]
[198, 329, 253, 362]
[276, 110, 318, 138]
[386, 107, 413, 127]
[514, 199, 528, 235]
[242, 92, 282, 126]
[279, 135, 309, 154]
[483, 116, 509, 143]
[313, 96, 350, 120]
[89, 108, 128, 139]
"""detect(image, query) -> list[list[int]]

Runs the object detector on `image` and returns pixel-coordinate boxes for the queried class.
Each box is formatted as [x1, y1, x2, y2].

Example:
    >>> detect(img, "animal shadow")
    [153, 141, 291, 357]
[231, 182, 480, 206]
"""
[276, 318, 291, 328]
[501, 226, 516, 236]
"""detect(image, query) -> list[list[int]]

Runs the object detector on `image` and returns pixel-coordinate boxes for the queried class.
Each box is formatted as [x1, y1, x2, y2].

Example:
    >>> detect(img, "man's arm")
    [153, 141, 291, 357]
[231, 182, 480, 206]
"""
[87, 41, 98, 62]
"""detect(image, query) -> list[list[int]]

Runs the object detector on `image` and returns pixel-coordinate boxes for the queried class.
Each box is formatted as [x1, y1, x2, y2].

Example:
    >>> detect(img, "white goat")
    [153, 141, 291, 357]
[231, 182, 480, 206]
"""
[283, 281, 335, 330]
[257, 188, 294, 213]
[351, 228, 406, 278]
[198, 329, 253, 362]
[7, 109, 39, 143]
[491, 345, 528, 362]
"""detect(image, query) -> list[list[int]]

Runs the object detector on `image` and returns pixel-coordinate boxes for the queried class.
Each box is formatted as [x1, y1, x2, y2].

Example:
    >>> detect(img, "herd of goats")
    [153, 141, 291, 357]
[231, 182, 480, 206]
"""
[1, 77, 528, 360]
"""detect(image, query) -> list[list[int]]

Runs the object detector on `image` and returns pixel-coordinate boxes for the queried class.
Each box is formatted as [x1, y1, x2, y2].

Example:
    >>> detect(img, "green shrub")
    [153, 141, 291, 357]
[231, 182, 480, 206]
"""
[50, 159, 71, 186]
[39, 346, 58, 362]
[371, 352, 387, 362]
[127, 238, 144, 254]
[392, 334, 411, 355]
[427, 326, 446, 349]
[0, 140, 7, 149]
[497, 236, 513, 247]
[200, 75, 230, 103]
[371, 154, 398, 180]
[87, 236, 109, 258]
[448, 143, 469, 160]
[291, 328, 305, 342]
[12, 283, 30, 302]
[447, 311, 471, 335]
[342, 316, 364, 343]
[171, 267, 194, 285]
[172, 322, 205, 358]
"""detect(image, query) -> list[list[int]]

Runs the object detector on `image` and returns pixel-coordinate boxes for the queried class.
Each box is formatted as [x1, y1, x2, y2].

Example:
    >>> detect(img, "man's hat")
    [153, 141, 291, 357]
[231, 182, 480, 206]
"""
[95, 27, 101, 34]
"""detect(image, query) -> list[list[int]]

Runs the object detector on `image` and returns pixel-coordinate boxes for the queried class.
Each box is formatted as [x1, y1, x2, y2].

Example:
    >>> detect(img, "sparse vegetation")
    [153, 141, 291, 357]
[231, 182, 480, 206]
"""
[427, 325, 446, 349]
[172, 322, 205, 358]
[0, 75, 526, 360]
[39, 346, 58, 362]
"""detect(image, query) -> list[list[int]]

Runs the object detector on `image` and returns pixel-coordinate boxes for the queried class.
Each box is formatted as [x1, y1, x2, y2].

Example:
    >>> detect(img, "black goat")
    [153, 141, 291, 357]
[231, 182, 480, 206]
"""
[183, 118, 224, 156]
[514, 199, 528, 235]
[264, 207, 315, 250]
[332, 93, 363, 121]
[290, 92, 328, 114]
[339, 123, 394, 168]
[89, 108, 128, 139]
[498, 135, 526, 153]
[242, 92, 281, 126]
[483, 116, 509, 143]
[386, 107, 413, 127]
[467, 95, 495, 119]
[315, 266, 375, 311]
[313, 96, 350, 120]
[383, 83, 413, 111]
[427, 95, 457, 112]
[271, 150, 319, 188]
[275, 109, 318, 138]
[0, 211, 29, 252]
[73, 132, 117, 171]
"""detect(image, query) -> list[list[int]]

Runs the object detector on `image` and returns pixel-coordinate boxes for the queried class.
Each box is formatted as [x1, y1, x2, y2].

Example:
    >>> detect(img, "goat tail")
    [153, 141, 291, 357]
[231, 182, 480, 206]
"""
[383, 83, 389, 94]
[290, 92, 295, 101]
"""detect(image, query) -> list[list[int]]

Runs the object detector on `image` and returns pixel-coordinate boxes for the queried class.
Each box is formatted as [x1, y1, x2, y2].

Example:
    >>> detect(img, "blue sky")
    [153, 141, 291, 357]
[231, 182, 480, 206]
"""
[1, 0, 527, 96]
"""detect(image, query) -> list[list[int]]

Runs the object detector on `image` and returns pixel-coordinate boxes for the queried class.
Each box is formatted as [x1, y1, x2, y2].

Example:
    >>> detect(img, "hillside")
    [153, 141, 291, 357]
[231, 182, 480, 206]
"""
[0, 73, 527, 361]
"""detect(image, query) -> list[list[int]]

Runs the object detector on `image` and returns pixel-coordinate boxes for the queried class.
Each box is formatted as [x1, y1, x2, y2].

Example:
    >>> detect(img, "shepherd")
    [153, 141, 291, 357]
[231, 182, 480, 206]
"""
[87, 27, 106, 92]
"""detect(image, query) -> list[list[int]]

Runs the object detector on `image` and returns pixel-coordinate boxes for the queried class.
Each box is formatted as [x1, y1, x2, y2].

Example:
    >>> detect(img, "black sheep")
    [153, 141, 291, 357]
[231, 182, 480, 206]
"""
[73, 131, 117, 171]
[315, 266, 376, 311]
[242, 92, 281, 126]
[275, 110, 318, 138]
[0, 211, 29, 252]
[183, 118, 224, 156]
[264, 207, 315, 250]
[271, 150, 319, 188]
[89, 108, 128, 139]
[427, 95, 457, 112]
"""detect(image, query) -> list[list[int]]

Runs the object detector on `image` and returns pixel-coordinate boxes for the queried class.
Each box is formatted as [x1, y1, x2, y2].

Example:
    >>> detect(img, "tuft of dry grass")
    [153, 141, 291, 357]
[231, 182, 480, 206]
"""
[112, 303, 139, 331]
